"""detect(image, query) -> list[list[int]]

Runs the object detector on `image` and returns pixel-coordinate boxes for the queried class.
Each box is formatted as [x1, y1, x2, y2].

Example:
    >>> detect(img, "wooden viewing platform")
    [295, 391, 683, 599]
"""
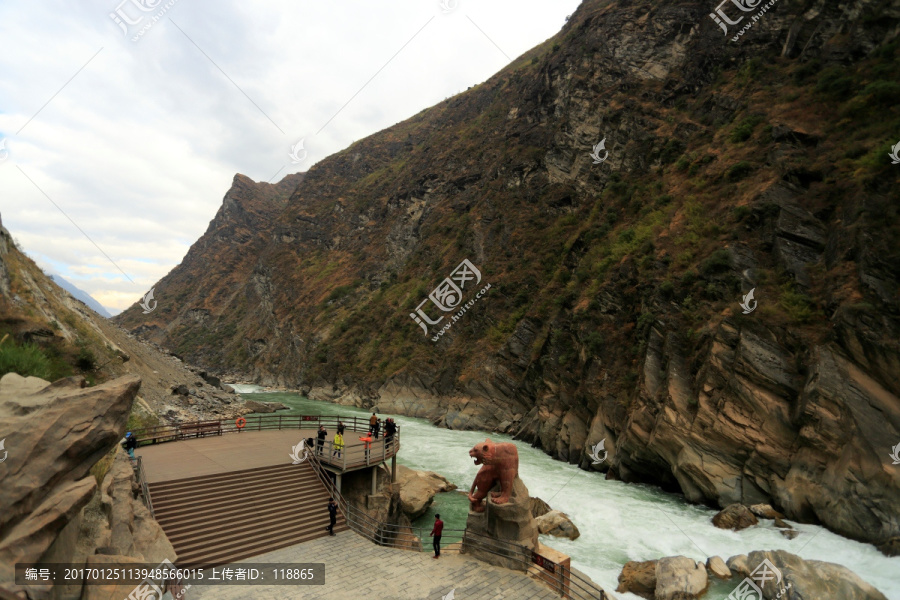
[134, 414, 400, 485]
[131, 415, 399, 567]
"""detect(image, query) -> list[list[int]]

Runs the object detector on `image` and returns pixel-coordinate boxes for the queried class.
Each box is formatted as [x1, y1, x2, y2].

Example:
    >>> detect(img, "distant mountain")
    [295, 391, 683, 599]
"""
[50, 275, 113, 318]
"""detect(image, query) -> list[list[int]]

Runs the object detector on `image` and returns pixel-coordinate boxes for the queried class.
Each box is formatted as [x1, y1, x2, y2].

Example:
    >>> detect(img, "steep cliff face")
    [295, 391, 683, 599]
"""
[115, 0, 900, 550]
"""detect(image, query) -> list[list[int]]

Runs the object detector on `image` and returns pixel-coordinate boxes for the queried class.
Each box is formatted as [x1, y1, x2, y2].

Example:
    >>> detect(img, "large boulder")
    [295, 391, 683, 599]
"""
[707, 556, 732, 580]
[242, 399, 289, 413]
[729, 550, 888, 600]
[529, 496, 552, 518]
[655, 556, 708, 600]
[616, 560, 657, 599]
[713, 504, 759, 531]
[0, 373, 141, 595]
[394, 465, 457, 519]
[535, 510, 580, 540]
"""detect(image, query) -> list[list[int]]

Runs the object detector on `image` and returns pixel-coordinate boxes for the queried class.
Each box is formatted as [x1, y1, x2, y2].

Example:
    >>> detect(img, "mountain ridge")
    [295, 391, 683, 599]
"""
[115, 0, 900, 553]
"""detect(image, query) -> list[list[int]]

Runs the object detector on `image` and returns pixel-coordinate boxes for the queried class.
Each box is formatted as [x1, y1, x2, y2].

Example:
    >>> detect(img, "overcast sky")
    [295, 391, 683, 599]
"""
[0, 0, 581, 314]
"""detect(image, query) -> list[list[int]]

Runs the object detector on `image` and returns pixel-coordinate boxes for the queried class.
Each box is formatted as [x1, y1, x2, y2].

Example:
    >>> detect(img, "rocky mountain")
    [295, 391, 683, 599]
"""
[115, 0, 900, 553]
[50, 274, 113, 318]
[0, 215, 255, 423]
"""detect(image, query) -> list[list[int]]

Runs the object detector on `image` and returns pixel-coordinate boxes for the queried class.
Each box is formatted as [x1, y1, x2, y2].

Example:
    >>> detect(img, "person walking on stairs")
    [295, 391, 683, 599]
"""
[430, 513, 443, 558]
[326, 498, 338, 536]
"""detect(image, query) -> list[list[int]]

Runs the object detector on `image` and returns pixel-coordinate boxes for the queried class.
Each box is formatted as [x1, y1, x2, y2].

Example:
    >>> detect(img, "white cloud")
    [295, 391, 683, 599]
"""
[0, 0, 580, 311]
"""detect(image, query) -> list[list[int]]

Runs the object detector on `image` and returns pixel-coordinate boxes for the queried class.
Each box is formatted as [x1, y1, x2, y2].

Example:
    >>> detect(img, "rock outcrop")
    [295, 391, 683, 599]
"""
[729, 550, 889, 600]
[712, 504, 759, 531]
[616, 560, 657, 600]
[0, 373, 141, 596]
[394, 464, 457, 519]
[654, 556, 708, 600]
[534, 510, 580, 540]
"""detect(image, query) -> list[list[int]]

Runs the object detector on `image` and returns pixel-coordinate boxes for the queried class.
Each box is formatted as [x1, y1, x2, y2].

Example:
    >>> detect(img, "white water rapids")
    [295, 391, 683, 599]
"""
[233, 387, 900, 599]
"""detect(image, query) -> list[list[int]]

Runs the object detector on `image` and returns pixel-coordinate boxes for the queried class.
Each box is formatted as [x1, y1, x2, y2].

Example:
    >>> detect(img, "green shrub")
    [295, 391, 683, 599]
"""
[700, 249, 732, 276]
[729, 114, 765, 143]
[658, 280, 675, 299]
[659, 139, 686, 164]
[727, 161, 754, 181]
[860, 80, 900, 105]
[0, 342, 53, 379]
[792, 60, 820, 84]
[815, 66, 854, 99]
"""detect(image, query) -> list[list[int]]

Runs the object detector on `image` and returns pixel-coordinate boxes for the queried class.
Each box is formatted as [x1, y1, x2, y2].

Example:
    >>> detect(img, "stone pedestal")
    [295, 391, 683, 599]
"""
[463, 477, 538, 571]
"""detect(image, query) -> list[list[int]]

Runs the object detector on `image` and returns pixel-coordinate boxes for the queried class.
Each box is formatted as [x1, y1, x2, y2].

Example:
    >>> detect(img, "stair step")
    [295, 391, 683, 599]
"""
[150, 467, 317, 497]
[175, 524, 350, 568]
[151, 471, 320, 504]
[171, 512, 346, 554]
[160, 494, 335, 540]
[152, 482, 321, 516]
[150, 463, 307, 491]
[160, 504, 338, 543]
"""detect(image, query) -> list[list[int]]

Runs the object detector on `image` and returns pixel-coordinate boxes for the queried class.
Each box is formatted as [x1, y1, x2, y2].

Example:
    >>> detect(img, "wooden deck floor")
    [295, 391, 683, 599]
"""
[136, 429, 392, 483]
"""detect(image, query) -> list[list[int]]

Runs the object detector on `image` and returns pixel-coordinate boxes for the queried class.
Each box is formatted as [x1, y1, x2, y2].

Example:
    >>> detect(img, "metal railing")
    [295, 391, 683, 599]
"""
[303, 448, 607, 599]
[131, 414, 400, 470]
[134, 456, 155, 519]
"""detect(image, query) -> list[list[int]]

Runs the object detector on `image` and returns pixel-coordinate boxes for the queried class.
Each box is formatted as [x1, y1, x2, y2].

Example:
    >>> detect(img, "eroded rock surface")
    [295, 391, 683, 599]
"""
[0, 373, 141, 595]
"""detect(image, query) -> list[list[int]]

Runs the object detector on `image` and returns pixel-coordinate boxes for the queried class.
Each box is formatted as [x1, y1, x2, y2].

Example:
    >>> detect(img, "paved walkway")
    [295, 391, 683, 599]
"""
[185, 529, 561, 600]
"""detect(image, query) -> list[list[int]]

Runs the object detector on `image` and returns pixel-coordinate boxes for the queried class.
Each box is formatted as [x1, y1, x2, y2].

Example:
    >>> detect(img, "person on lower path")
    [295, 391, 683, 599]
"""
[122, 432, 137, 459]
[332, 431, 344, 459]
[430, 513, 443, 558]
[326, 497, 338, 536]
[317, 425, 327, 456]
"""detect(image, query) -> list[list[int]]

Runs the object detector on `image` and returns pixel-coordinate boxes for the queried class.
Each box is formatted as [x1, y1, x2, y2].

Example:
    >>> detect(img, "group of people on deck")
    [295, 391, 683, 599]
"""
[313, 412, 397, 460]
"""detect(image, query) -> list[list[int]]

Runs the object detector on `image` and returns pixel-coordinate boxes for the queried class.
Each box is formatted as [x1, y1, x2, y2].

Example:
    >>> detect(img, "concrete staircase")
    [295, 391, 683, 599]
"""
[149, 462, 347, 567]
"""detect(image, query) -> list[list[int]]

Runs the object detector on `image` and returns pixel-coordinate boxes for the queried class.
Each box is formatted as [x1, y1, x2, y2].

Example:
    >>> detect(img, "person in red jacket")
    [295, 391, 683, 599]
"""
[430, 513, 443, 558]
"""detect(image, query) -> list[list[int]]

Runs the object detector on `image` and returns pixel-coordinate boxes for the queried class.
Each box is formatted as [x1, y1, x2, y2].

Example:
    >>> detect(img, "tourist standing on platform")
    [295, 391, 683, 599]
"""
[430, 513, 443, 558]
[332, 431, 344, 459]
[337, 420, 345, 436]
[373, 418, 381, 439]
[369, 412, 377, 435]
[384, 419, 396, 447]
[317, 425, 328, 456]
[359, 434, 372, 461]
[327, 498, 337, 536]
